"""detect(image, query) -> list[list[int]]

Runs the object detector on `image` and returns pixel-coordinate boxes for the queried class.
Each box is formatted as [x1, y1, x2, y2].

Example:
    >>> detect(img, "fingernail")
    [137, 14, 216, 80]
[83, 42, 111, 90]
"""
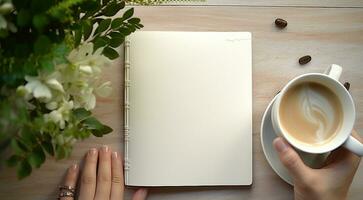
[102, 145, 109, 152]
[274, 137, 289, 153]
[72, 163, 78, 170]
[112, 152, 118, 159]
[89, 148, 97, 156]
[139, 188, 148, 196]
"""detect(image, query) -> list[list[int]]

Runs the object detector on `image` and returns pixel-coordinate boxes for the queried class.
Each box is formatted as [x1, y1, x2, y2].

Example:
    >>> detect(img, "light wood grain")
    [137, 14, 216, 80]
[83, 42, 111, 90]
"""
[1, 6, 363, 200]
[160, 0, 363, 8]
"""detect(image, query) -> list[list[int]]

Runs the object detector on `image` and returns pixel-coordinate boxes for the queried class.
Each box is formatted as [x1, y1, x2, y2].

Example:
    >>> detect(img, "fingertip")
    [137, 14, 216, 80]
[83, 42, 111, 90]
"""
[88, 148, 98, 157]
[273, 137, 290, 153]
[63, 163, 79, 188]
[132, 188, 148, 200]
[85, 148, 98, 165]
[67, 163, 79, 177]
[139, 188, 148, 194]
[101, 145, 110, 153]
[111, 151, 122, 173]
[69, 163, 79, 174]
[112, 151, 119, 160]
[111, 151, 122, 167]
[99, 145, 112, 162]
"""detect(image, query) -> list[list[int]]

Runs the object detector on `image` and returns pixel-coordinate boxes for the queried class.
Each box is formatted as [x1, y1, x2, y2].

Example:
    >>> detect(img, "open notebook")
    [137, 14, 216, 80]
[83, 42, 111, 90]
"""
[124, 31, 252, 186]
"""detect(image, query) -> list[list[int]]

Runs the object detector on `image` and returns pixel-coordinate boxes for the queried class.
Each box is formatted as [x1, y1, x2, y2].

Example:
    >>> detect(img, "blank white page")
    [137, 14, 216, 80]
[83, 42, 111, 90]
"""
[125, 31, 252, 186]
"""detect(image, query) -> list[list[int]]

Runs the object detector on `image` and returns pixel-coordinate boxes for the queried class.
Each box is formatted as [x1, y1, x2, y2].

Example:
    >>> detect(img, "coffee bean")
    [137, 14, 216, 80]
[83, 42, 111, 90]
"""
[343, 82, 350, 91]
[275, 18, 288, 29]
[299, 55, 311, 65]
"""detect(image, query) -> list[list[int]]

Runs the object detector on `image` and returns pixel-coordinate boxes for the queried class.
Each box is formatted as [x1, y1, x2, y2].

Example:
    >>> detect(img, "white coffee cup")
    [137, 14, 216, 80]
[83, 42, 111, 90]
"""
[271, 64, 363, 158]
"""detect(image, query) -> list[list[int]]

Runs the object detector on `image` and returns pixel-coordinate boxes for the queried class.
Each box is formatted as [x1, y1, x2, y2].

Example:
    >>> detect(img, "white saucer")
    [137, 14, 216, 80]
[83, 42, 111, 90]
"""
[260, 94, 293, 185]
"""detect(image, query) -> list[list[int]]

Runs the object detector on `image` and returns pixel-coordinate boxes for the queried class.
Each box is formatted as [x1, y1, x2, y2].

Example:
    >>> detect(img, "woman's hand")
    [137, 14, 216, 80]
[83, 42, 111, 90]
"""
[58, 146, 147, 200]
[273, 130, 362, 200]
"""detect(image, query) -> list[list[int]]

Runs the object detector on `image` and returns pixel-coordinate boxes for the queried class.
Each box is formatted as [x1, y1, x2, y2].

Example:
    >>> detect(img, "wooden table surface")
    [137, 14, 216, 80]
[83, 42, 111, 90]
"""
[1, 2, 363, 200]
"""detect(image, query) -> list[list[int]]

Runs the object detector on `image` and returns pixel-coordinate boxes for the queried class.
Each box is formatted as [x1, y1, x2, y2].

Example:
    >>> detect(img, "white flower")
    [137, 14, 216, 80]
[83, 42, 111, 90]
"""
[79, 65, 93, 75]
[67, 43, 110, 74]
[46, 78, 64, 92]
[44, 100, 74, 129]
[0, 2, 15, 32]
[78, 88, 96, 110]
[67, 43, 94, 64]
[0, 15, 6, 29]
[47, 110, 63, 125]
[19, 41, 113, 130]
[0, 3, 13, 14]
[22, 75, 64, 102]
[24, 76, 52, 100]
[85, 93, 96, 110]
[46, 101, 58, 110]
[55, 134, 65, 145]
[95, 81, 112, 97]
[16, 85, 33, 100]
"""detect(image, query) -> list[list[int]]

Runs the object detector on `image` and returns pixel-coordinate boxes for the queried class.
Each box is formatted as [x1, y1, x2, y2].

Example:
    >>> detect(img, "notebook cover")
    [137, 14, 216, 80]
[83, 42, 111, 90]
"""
[124, 31, 252, 186]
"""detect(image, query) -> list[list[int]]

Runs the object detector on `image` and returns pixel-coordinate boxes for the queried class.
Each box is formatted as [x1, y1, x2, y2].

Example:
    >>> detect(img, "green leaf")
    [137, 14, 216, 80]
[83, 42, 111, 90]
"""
[0, 29, 9, 38]
[102, 0, 111, 6]
[126, 24, 137, 32]
[93, 36, 110, 51]
[102, 125, 113, 134]
[53, 43, 69, 55]
[103, 1, 125, 16]
[34, 35, 51, 54]
[11, 139, 28, 155]
[13, 0, 28, 9]
[91, 125, 113, 137]
[111, 18, 124, 29]
[102, 46, 119, 60]
[75, 29, 82, 47]
[55, 145, 66, 160]
[82, 20, 93, 41]
[109, 31, 122, 38]
[73, 108, 92, 121]
[92, 18, 103, 24]
[63, 145, 72, 158]
[95, 18, 111, 35]
[109, 32, 124, 48]
[136, 23, 144, 28]
[52, 43, 70, 64]
[41, 140, 54, 156]
[122, 8, 134, 20]
[17, 160, 32, 179]
[118, 27, 132, 36]
[128, 18, 141, 24]
[0, 138, 11, 152]
[6, 155, 21, 167]
[20, 129, 38, 148]
[31, 0, 52, 13]
[17, 9, 31, 27]
[40, 56, 54, 72]
[77, 129, 91, 139]
[80, 0, 100, 12]
[27, 146, 45, 168]
[15, 43, 31, 57]
[83, 117, 103, 130]
[32, 14, 49, 31]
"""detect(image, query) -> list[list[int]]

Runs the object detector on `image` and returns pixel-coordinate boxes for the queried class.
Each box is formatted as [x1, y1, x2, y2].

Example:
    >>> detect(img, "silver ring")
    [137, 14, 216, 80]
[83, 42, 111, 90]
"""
[59, 185, 76, 193]
[58, 191, 74, 199]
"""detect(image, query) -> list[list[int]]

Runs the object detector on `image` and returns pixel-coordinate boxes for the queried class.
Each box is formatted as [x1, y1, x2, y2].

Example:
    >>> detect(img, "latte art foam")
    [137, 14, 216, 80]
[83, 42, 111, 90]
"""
[301, 86, 336, 141]
[280, 82, 343, 145]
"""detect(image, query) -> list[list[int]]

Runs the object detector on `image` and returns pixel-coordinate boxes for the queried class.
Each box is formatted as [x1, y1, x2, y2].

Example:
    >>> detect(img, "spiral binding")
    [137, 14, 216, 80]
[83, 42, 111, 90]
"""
[124, 38, 131, 183]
